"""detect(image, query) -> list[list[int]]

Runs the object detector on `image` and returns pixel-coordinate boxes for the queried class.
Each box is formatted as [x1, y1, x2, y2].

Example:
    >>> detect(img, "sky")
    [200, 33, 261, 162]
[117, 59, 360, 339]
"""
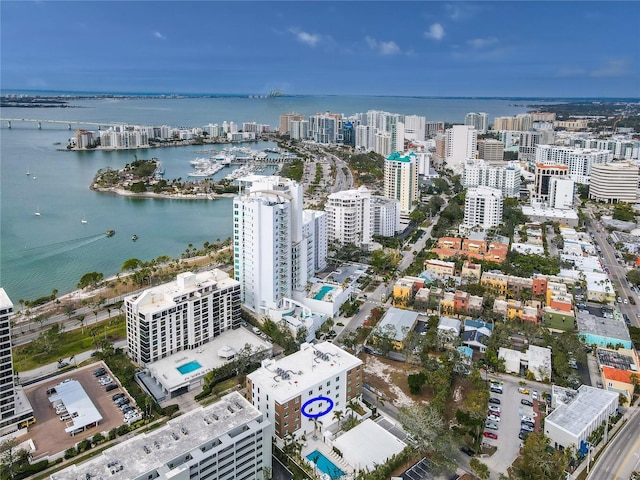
[1, 1, 639, 98]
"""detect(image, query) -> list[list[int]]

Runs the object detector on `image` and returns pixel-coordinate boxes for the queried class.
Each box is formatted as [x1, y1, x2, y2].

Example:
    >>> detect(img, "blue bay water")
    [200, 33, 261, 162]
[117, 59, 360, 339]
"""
[0, 95, 531, 302]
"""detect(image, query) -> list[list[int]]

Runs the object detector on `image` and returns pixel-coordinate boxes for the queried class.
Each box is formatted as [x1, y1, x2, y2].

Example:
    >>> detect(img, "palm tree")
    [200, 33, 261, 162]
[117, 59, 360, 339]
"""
[311, 418, 323, 440]
[333, 409, 344, 429]
[346, 399, 359, 418]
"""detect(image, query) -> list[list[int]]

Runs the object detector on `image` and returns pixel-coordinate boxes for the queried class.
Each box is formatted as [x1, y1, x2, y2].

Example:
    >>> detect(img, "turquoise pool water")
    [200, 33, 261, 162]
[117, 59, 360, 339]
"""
[306, 450, 344, 478]
[177, 361, 202, 375]
[314, 285, 334, 300]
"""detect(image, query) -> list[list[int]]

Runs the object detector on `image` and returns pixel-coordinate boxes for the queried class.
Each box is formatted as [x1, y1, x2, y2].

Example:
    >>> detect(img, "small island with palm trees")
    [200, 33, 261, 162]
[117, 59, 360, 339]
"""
[90, 157, 238, 200]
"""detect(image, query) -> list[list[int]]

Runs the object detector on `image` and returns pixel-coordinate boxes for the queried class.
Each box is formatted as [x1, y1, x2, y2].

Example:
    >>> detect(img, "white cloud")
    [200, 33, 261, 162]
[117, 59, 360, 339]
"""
[365, 36, 401, 55]
[468, 37, 498, 49]
[445, 3, 483, 21]
[289, 28, 321, 47]
[153, 31, 166, 40]
[424, 23, 445, 41]
[590, 58, 631, 78]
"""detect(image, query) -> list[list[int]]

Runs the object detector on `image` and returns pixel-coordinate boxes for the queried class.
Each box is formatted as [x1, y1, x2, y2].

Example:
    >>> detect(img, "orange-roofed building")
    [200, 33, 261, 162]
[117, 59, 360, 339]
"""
[438, 237, 462, 250]
[601, 366, 636, 402]
[462, 239, 487, 254]
[532, 277, 548, 297]
[549, 294, 573, 312]
[454, 290, 469, 313]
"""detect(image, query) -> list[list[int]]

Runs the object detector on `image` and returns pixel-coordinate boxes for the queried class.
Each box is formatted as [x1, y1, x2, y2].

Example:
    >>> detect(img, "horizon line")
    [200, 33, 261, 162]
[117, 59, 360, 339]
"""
[2, 89, 639, 102]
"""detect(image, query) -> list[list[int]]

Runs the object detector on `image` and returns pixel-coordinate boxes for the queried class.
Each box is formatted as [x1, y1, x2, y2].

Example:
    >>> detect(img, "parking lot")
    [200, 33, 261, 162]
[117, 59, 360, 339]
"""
[481, 375, 550, 477]
[24, 361, 134, 456]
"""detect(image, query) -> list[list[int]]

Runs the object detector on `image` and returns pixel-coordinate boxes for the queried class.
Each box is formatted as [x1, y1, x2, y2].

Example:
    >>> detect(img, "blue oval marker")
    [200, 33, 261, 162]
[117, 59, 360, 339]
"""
[301, 396, 334, 418]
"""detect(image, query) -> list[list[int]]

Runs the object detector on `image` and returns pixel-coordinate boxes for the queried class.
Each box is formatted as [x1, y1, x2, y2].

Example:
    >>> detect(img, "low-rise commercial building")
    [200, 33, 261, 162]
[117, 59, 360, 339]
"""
[544, 385, 618, 451]
[577, 312, 632, 349]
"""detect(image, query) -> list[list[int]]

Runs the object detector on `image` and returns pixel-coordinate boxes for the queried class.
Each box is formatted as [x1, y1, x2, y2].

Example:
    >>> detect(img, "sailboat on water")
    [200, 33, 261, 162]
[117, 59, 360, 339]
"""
[34, 206, 41, 216]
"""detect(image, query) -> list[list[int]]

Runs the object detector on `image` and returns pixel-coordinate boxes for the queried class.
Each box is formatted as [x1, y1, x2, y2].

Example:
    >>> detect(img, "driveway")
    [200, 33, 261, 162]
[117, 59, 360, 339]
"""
[481, 375, 550, 479]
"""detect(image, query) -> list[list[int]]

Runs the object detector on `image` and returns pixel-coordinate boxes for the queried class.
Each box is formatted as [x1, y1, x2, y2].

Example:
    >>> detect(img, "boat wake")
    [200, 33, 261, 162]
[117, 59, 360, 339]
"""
[4, 233, 109, 263]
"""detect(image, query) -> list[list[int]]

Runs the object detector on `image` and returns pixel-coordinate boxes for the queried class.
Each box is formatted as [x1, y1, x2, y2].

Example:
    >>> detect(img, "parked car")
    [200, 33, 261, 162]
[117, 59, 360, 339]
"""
[98, 376, 112, 385]
[486, 414, 501, 423]
[485, 422, 499, 431]
[519, 431, 530, 440]
[93, 368, 106, 377]
[521, 399, 534, 406]
[483, 431, 498, 440]
[55, 406, 67, 415]
[518, 387, 530, 394]
[521, 415, 534, 423]
[105, 384, 118, 392]
[488, 405, 501, 413]
[116, 397, 130, 406]
[59, 414, 71, 421]
[46, 387, 56, 395]
[489, 397, 501, 405]
[121, 405, 133, 413]
[487, 410, 500, 417]
[112, 393, 125, 401]
[531, 390, 538, 400]
[490, 386, 503, 394]
[521, 424, 534, 432]
[460, 445, 475, 456]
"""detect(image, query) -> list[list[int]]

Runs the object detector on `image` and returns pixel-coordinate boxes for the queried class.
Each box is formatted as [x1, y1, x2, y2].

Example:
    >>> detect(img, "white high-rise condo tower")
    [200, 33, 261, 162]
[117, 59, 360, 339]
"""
[384, 152, 419, 215]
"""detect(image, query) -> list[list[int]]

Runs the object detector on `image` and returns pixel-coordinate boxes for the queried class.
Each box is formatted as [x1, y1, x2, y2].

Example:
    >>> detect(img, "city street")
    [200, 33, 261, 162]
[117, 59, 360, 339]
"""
[584, 206, 639, 326]
[586, 405, 640, 480]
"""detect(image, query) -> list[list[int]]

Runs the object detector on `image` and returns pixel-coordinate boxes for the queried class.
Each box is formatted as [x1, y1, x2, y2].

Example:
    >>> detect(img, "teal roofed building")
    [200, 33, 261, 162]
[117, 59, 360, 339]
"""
[384, 151, 418, 215]
[387, 151, 416, 162]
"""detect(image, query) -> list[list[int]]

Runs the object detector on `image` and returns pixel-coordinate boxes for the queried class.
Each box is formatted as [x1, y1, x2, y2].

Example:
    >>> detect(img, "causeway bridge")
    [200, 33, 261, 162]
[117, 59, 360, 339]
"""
[0, 118, 122, 130]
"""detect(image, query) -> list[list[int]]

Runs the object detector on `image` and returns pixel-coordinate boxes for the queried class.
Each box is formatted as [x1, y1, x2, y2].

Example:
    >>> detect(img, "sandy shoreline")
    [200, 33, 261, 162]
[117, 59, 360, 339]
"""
[91, 187, 237, 200]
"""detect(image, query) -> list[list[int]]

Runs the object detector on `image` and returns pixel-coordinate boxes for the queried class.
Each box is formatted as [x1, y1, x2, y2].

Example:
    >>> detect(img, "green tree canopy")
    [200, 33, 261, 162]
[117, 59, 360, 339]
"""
[121, 258, 143, 272]
[510, 433, 569, 480]
[77, 271, 104, 289]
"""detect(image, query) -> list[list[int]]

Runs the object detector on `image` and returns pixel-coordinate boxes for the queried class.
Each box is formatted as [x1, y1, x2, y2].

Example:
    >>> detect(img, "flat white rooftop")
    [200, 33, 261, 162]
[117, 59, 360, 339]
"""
[51, 392, 265, 480]
[146, 327, 272, 393]
[333, 419, 406, 471]
[247, 342, 361, 404]
[128, 270, 239, 313]
[522, 206, 579, 220]
[48, 380, 102, 434]
[546, 385, 618, 436]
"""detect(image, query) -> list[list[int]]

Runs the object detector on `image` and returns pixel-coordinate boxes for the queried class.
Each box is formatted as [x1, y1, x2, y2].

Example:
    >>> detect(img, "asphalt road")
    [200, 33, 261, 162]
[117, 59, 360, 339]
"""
[585, 206, 639, 326]
[587, 406, 640, 480]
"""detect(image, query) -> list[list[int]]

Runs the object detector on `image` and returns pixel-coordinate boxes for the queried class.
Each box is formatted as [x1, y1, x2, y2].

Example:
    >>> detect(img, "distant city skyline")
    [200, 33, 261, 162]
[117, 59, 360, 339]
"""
[1, 1, 639, 98]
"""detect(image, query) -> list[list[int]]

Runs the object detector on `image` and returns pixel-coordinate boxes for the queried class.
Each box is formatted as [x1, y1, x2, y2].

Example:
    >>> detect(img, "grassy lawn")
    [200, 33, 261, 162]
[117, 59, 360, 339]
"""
[14, 316, 126, 372]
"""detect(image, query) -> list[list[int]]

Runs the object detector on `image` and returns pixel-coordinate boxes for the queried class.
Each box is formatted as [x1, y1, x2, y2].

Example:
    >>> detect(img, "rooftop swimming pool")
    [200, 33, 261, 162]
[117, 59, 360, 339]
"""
[306, 450, 344, 478]
[176, 361, 202, 375]
[314, 285, 335, 301]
